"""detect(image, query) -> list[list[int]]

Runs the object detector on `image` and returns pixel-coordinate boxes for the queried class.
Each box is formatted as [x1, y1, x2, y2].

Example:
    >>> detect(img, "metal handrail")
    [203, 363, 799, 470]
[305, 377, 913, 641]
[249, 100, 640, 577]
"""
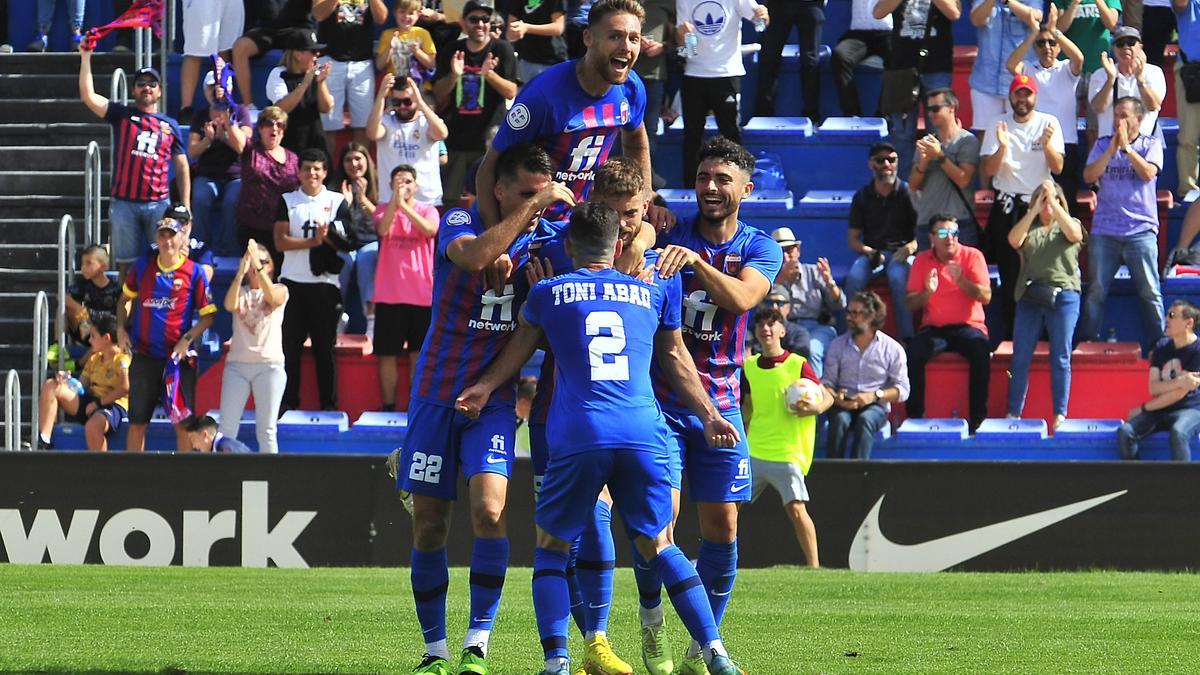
[57, 216, 77, 369]
[4, 370, 20, 451]
[159, 1, 174, 114]
[110, 67, 128, 177]
[32, 292, 49, 451]
[84, 142, 101, 248]
[135, 27, 150, 73]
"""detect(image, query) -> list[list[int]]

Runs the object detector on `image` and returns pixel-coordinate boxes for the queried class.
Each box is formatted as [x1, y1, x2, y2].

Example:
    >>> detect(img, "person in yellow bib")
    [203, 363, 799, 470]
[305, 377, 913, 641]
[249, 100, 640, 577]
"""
[740, 308, 832, 568]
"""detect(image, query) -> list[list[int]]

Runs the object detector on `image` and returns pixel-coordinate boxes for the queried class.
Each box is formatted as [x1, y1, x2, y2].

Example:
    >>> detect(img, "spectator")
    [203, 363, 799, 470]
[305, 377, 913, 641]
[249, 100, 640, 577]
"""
[831, 0, 893, 117]
[185, 414, 252, 453]
[905, 215, 992, 432]
[822, 290, 910, 459]
[771, 227, 844, 376]
[1054, 0, 1121, 139]
[432, 0, 518, 208]
[1079, 96, 1165, 351]
[79, 51, 189, 276]
[980, 73, 1064, 340]
[748, 285, 813, 356]
[741, 309, 831, 567]
[909, 88, 981, 247]
[1118, 300, 1200, 460]
[65, 245, 120, 345]
[36, 315, 130, 451]
[1005, 180, 1085, 428]
[375, 0, 438, 81]
[367, 72, 448, 206]
[219, 240, 288, 454]
[506, 0, 567, 83]
[874, 0, 963, 175]
[754, 0, 819, 120]
[117, 217, 217, 452]
[373, 165, 439, 411]
[315, 0, 388, 159]
[1006, 5, 1084, 213]
[331, 141, 381, 334]
[30, 0, 85, 51]
[1168, 198, 1200, 268]
[1144, 0, 1177, 68]
[151, 204, 215, 282]
[845, 141, 918, 340]
[274, 148, 356, 412]
[968, 0, 1041, 130]
[1089, 27, 1166, 140]
[1174, 0, 1200, 196]
[236, 106, 301, 267]
[266, 29, 335, 156]
[178, 0, 244, 117]
[189, 71, 252, 257]
[677, 0, 770, 183]
[232, 0, 318, 108]
[632, 0, 673, 189]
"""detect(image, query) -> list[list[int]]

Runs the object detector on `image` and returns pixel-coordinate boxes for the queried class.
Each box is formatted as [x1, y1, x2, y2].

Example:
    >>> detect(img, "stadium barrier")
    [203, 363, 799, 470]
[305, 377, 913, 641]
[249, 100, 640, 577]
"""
[2, 453, 1198, 571]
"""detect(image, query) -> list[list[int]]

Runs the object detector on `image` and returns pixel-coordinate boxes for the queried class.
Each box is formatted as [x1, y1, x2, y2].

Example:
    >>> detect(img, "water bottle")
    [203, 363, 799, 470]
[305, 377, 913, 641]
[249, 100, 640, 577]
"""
[1106, 327, 1118, 343]
[66, 376, 85, 396]
[754, 17, 767, 32]
[678, 31, 699, 59]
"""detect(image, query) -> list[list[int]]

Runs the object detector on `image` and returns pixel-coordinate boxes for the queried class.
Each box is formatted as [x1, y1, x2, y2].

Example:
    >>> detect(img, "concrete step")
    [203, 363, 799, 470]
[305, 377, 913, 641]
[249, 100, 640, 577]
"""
[0, 171, 110, 196]
[0, 123, 112, 148]
[0, 99, 103, 125]
[0, 244, 60, 272]
[0, 292, 51, 317]
[0, 73, 116, 98]
[0, 146, 92, 172]
[0, 268, 63, 295]
[0, 52, 138, 77]
[0, 195, 108, 220]
[0, 218, 90, 245]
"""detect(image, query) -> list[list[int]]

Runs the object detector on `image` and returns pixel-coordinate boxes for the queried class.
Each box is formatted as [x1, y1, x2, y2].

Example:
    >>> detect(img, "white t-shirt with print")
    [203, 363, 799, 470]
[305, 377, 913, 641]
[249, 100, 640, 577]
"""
[678, 0, 760, 78]
[980, 110, 1065, 196]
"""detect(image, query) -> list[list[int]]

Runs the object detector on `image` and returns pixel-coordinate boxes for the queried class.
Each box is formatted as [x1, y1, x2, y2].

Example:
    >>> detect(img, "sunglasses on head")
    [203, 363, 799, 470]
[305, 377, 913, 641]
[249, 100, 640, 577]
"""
[936, 226, 961, 239]
[1035, 38, 1058, 47]
[1115, 38, 1139, 48]
[466, 13, 491, 23]
[872, 155, 898, 165]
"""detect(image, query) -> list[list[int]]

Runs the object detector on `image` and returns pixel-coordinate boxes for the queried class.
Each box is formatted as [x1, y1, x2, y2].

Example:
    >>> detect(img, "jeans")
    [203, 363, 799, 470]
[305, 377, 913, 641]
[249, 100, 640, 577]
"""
[843, 254, 914, 339]
[889, 71, 953, 177]
[192, 177, 242, 257]
[110, 198, 170, 263]
[826, 403, 889, 459]
[755, 0, 824, 120]
[830, 30, 892, 116]
[38, 0, 85, 30]
[218, 360, 286, 453]
[1079, 231, 1164, 352]
[1118, 406, 1200, 461]
[1007, 290, 1081, 417]
[795, 318, 837, 377]
[907, 324, 992, 429]
[337, 241, 379, 315]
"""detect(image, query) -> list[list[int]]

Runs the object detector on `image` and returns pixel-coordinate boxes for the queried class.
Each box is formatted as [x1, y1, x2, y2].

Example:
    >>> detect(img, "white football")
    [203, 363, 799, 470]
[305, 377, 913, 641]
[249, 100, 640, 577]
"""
[785, 378, 823, 412]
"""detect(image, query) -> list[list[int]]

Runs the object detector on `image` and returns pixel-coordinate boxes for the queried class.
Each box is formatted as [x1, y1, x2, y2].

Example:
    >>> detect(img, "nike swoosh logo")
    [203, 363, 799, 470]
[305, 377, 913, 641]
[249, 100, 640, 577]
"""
[729, 483, 750, 493]
[849, 490, 1127, 572]
[485, 455, 507, 464]
[472, 616, 491, 623]
[588, 602, 609, 609]
[423, 626, 440, 634]
[710, 589, 732, 596]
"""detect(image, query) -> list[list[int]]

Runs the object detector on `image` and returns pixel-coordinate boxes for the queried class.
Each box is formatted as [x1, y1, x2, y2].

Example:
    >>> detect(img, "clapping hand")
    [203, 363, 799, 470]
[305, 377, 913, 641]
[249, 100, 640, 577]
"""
[1040, 120, 1056, 148]
[996, 120, 1010, 147]
[925, 268, 939, 294]
[1100, 52, 1117, 79]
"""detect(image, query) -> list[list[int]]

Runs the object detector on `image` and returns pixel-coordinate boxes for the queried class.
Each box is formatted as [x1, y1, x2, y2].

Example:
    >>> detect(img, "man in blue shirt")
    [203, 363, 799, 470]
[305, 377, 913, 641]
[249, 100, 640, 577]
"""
[457, 203, 743, 675]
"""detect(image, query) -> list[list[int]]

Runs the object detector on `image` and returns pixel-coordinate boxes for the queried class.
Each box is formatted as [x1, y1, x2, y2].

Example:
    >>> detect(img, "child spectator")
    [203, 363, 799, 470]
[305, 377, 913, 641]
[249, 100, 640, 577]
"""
[65, 245, 120, 345]
[377, 0, 438, 83]
[315, 0, 389, 159]
[185, 414, 252, 453]
[219, 240, 288, 453]
[372, 165, 439, 411]
[37, 315, 130, 451]
[506, 0, 568, 84]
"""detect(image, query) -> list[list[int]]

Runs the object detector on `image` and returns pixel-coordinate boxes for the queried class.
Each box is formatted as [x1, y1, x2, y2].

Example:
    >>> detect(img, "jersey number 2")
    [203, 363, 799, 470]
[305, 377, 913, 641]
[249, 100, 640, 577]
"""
[586, 311, 629, 381]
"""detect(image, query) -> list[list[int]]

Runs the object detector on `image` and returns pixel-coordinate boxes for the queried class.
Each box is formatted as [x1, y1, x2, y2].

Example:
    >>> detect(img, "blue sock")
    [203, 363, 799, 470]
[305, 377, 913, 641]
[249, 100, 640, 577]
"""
[653, 545, 719, 645]
[566, 538, 586, 636]
[576, 500, 616, 635]
[411, 547, 450, 656]
[532, 547, 572, 660]
[631, 543, 663, 610]
[697, 539, 738, 625]
[466, 536, 509, 648]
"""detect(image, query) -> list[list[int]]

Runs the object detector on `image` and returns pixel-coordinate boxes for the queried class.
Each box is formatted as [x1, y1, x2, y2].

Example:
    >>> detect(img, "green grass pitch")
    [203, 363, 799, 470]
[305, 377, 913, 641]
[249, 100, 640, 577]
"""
[1, 565, 1198, 673]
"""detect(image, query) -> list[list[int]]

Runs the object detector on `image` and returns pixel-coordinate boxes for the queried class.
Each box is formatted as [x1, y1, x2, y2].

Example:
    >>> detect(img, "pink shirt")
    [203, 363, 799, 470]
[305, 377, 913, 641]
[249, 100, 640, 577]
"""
[373, 202, 440, 306]
[228, 285, 289, 363]
[906, 244, 989, 336]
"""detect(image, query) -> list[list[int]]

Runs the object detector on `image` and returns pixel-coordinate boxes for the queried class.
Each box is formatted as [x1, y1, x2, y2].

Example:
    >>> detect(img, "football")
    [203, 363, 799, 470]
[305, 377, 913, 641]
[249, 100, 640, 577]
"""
[785, 378, 824, 413]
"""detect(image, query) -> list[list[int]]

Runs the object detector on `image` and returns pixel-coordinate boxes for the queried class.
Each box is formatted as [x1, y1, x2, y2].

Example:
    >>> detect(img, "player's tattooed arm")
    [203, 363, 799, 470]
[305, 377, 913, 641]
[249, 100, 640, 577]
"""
[456, 315, 544, 419]
[653, 328, 741, 448]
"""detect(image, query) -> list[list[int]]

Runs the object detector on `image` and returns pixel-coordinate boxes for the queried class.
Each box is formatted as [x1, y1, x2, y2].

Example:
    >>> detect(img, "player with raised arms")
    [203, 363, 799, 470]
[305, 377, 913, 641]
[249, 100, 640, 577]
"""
[457, 202, 745, 675]
[643, 135, 784, 675]
[473, 0, 659, 227]
[399, 142, 574, 675]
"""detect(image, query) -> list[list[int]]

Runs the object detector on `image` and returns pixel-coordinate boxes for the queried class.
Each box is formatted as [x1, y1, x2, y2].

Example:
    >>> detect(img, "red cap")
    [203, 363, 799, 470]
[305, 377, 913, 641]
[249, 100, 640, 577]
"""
[1010, 73, 1037, 95]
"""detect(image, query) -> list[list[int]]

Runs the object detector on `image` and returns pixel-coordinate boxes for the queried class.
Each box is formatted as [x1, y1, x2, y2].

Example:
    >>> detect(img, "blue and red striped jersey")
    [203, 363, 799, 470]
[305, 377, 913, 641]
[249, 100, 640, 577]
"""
[652, 217, 783, 413]
[105, 103, 185, 202]
[122, 254, 215, 358]
[410, 207, 566, 409]
[492, 60, 646, 222]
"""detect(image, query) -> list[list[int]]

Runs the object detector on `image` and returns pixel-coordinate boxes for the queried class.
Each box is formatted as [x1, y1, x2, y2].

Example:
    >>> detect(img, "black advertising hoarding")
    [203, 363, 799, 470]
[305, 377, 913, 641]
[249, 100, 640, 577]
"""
[1, 453, 1197, 571]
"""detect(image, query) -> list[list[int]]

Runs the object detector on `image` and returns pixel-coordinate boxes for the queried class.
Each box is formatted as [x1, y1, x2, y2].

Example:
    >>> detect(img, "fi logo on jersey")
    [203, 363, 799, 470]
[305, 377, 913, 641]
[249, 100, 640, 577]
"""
[470, 284, 517, 332]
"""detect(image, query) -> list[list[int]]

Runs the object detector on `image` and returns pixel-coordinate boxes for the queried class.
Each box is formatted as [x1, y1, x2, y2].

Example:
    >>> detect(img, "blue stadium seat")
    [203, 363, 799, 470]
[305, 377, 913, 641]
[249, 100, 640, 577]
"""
[277, 410, 351, 454]
[896, 418, 969, 443]
[974, 418, 1048, 443]
[342, 411, 409, 454]
[815, 117, 888, 144]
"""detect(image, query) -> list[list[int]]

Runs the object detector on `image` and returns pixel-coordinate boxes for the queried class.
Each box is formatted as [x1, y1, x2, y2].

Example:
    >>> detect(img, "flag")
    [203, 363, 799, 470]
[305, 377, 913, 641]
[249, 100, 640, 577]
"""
[81, 0, 164, 52]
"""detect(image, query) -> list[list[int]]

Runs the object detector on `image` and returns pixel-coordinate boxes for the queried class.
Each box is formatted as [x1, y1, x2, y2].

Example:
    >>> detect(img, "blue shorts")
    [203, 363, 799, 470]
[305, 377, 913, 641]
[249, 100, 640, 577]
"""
[537, 449, 673, 542]
[399, 398, 516, 500]
[663, 408, 751, 503]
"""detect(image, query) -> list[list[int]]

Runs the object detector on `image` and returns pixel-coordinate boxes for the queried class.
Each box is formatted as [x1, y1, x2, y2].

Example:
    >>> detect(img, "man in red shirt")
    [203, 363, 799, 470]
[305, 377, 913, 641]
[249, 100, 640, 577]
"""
[905, 214, 993, 432]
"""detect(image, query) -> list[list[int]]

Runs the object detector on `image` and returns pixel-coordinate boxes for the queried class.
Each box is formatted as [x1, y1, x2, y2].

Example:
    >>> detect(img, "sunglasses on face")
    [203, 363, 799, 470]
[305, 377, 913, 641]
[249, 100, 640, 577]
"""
[872, 156, 898, 165]
[936, 227, 961, 239]
[263, 120, 286, 129]
[1115, 38, 1139, 48]
[392, 98, 414, 106]
[764, 299, 787, 307]
[134, 80, 159, 88]
[927, 103, 949, 113]
[466, 14, 491, 23]
[1035, 38, 1058, 47]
